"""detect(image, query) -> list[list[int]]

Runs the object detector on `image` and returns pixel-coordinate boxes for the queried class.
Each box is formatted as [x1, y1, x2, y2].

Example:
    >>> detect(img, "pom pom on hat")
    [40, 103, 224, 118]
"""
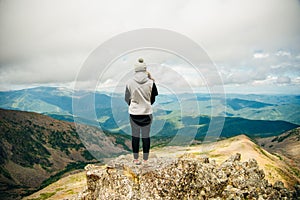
[134, 58, 147, 72]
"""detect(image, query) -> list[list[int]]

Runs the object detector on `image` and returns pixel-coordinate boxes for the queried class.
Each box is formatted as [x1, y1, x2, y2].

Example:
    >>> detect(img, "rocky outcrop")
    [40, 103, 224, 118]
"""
[78, 153, 298, 200]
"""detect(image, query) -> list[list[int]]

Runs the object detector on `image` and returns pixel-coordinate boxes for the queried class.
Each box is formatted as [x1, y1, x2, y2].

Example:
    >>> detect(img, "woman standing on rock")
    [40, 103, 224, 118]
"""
[125, 58, 158, 165]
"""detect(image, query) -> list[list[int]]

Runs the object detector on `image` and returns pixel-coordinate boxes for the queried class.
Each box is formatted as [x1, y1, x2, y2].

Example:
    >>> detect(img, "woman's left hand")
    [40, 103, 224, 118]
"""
[147, 71, 155, 82]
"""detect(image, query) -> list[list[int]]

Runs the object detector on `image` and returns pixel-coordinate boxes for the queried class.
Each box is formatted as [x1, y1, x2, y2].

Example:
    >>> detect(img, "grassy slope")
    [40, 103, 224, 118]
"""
[256, 127, 300, 179]
[25, 134, 300, 199]
[23, 171, 87, 200]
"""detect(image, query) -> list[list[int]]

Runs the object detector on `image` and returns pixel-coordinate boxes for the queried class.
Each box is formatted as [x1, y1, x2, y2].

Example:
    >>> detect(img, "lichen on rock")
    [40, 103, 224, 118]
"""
[77, 153, 297, 200]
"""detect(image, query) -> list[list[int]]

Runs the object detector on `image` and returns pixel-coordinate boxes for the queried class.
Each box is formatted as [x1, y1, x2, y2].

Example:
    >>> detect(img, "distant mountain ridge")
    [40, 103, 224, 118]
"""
[226, 98, 274, 110]
[0, 87, 299, 142]
[0, 86, 300, 125]
[0, 108, 130, 200]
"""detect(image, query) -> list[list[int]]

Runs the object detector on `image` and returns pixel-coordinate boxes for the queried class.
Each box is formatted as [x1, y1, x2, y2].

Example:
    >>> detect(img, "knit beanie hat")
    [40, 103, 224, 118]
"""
[134, 58, 147, 72]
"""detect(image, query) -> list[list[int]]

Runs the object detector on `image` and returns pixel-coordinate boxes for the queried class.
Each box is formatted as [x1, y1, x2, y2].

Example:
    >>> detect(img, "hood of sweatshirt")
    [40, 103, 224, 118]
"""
[134, 72, 148, 84]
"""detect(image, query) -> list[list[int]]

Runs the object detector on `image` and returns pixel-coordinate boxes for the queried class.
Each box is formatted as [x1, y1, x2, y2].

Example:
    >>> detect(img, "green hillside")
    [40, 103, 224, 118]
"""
[0, 109, 130, 200]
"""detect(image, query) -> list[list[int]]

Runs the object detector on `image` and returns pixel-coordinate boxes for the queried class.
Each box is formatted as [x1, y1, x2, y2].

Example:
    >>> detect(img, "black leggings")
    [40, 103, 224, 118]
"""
[130, 115, 152, 160]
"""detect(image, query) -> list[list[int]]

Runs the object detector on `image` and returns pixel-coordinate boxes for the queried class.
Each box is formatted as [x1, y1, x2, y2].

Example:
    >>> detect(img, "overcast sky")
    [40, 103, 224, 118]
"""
[0, 0, 300, 94]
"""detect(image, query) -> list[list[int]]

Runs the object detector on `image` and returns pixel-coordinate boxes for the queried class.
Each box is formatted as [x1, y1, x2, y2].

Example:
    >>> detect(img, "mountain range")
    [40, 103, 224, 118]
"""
[0, 107, 299, 199]
[0, 86, 299, 140]
[1, 86, 300, 199]
[1, 87, 300, 124]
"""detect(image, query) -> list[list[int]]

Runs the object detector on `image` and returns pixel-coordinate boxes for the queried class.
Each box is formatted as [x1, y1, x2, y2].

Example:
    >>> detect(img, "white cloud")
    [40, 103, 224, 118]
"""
[253, 52, 269, 59]
[294, 77, 300, 84]
[252, 75, 276, 86]
[276, 50, 291, 57]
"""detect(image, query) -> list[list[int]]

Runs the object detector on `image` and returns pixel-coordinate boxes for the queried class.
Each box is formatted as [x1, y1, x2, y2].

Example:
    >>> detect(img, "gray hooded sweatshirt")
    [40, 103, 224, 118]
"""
[125, 71, 158, 115]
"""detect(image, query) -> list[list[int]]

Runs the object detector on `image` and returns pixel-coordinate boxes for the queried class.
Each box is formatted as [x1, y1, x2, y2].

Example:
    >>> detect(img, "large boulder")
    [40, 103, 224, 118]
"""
[78, 153, 296, 199]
